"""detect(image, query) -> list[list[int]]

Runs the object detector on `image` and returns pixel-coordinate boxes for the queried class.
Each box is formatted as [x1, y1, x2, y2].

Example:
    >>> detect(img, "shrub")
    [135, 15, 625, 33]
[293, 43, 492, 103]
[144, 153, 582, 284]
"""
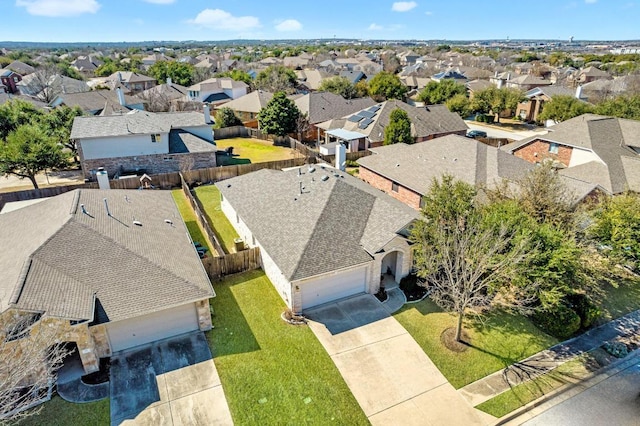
[531, 304, 581, 339]
[566, 293, 601, 329]
[602, 341, 629, 358]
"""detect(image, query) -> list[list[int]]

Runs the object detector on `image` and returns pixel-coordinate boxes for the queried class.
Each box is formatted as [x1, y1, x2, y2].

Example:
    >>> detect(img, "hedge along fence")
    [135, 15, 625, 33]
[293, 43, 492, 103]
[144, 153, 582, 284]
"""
[203, 247, 262, 281]
[180, 172, 225, 257]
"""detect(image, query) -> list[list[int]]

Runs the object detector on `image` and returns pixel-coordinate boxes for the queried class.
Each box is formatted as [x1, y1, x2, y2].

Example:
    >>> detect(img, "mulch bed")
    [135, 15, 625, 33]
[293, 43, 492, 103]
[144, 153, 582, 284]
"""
[440, 327, 471, 353]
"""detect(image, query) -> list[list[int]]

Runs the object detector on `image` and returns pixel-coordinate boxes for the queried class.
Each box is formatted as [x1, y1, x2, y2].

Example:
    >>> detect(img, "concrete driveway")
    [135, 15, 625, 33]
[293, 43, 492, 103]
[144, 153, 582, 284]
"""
[305, 294, 492, 426]
[110, 332, 232, 426]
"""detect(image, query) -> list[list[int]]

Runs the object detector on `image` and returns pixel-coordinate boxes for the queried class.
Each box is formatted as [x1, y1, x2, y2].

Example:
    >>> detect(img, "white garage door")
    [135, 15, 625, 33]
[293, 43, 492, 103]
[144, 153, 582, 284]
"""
[301, 266, 367, 309]
[107, 303, 199, 353]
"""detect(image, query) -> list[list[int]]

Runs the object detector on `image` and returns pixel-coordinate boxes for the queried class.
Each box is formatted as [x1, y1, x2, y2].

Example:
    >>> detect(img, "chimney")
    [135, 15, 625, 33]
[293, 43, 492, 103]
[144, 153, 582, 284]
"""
[167, 77, 172, 86]
[116, 87, 125, 106]
[575, 85, 583, 99]
[96, 167, 110, 190]
[496, 78, 503, 89]
[203, 104, 212, 124]
[336, 143, 346, 172]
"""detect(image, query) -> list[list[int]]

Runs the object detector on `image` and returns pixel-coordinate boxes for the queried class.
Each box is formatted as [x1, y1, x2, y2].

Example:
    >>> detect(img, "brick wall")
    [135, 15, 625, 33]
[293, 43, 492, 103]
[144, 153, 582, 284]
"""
[359, 166, 422, 210]
[81, 151, 217, 179]
[513, 139, 572, 166]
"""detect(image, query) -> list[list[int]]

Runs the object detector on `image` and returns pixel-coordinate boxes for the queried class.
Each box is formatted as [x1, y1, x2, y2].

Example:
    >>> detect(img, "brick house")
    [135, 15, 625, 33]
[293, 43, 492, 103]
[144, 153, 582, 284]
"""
[0, 189, 214, 375]
[357, 135, 534, 210]
[503, 114, 640, 194]
[0, 69, 22, 94]
[516, 85, 587, 123]
[70, 109, 217, 179]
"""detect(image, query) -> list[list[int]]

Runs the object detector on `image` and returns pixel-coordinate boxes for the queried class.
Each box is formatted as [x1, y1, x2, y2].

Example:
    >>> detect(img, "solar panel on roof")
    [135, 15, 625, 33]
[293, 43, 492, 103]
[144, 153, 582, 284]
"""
[359, 110, 376, 119]
[358, 118, 374, 129]
[367, 105, 381, 112]
[347, 115, 364, 122]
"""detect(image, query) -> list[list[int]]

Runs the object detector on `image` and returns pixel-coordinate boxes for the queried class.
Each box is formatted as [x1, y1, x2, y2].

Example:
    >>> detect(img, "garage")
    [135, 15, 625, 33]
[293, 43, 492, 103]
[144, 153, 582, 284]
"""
[106, 303, 199, 353]
[301, 266, 367, 310]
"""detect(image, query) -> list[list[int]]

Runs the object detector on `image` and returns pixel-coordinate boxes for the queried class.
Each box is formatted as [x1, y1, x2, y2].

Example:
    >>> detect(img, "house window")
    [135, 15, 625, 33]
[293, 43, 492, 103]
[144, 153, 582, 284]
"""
[549, 143, 559, 154]
[419, 197, 426, 209]
[151, 134, 161, 143]
[391, 182, 399, 192]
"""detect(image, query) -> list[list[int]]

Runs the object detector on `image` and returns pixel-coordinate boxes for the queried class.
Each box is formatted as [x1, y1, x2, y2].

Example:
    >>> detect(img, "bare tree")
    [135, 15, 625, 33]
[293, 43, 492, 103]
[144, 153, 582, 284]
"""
[0, 312, 71, 422]
[21, 65, 63, 103]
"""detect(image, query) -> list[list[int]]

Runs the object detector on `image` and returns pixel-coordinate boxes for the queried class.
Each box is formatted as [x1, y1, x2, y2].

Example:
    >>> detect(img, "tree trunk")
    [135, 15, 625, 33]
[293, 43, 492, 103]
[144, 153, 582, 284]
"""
[455, 311, 464, 342]
[28, 175, 39, 190]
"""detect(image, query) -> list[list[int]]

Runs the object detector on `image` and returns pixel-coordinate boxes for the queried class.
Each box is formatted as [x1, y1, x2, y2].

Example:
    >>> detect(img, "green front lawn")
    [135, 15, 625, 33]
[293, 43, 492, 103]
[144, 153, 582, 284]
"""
[394, 299, 558, 389]
[215, 137, 296, 165]
[207, 270, 367, 425]
[171, 189, 212, 253]
[20, 396, 110, 426]
[193, 185, 239, 254]
[596, 277, 640, 323]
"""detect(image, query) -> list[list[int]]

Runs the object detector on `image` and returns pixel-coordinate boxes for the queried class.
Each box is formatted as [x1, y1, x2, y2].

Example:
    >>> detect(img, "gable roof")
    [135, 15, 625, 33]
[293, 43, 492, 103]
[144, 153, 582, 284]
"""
[188, 77, 248, 92]
[53, 90, 143, 113]
[293, 92, 376, 124]
[358, 135, 534, 195]
[0, 189, 213, 321]
[524, 85, 577, 99]
[71, 110, 208, 139]
[108, 71, 156, 84]
[216, 168, 417, 281]
[218, 90, 273, 114]
[317, 100, 468, 143]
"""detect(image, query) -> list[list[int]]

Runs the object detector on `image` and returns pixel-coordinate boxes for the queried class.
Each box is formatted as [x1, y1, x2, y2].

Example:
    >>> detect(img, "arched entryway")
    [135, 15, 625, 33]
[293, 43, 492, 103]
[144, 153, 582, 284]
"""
[381, 250, 404, 283]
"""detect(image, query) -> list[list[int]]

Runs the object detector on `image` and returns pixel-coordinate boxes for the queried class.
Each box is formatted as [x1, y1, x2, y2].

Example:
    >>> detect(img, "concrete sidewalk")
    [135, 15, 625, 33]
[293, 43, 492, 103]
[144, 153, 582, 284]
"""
[459, 309, 640, 407]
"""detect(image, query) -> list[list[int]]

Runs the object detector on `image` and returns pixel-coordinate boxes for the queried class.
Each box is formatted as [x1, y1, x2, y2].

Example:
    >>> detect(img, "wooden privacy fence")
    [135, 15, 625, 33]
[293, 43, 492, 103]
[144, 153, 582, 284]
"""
[214, 126, 249, 139]
[179, 172, 225, 257]
[203, 247, 262, 280]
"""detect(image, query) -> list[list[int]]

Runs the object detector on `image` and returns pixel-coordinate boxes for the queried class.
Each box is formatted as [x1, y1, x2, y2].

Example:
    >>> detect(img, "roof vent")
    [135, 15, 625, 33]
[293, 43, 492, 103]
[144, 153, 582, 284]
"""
[396, 163, 400, 167]
[133, 220, 142, 226]
[308, 166, 316, 173]
[80, 204, 89, 215]
[321, 175, 330, 181]
[164, 219, 173, 225]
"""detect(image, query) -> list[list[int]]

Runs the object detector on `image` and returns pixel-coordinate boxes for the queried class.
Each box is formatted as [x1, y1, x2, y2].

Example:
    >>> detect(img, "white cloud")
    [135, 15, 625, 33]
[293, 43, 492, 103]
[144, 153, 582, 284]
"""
[392, 1, 417, 12]
[142, 0, 175, 4]
[16, 0, 100, 17]
[188, 9, 260, 31]
[275, 19, 302, 32]
[368, 23, 384, 30]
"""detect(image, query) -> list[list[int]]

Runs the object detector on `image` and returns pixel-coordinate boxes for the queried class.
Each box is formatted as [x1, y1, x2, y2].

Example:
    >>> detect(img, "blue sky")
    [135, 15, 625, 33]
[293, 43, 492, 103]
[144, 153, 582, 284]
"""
[1, 0, 638, 42]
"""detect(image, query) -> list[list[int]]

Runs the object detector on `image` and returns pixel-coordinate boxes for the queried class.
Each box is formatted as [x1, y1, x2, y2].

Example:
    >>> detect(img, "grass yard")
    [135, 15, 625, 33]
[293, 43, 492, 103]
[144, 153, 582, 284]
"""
[171, 189, 212, 253]
[394, 299, 558, 389]
[19, 396, 110, 426]
[215, 137, 296, 165]
[207, 270, 367, 425]
[193, 185, 239, 254]
[595, 277, 640, 323]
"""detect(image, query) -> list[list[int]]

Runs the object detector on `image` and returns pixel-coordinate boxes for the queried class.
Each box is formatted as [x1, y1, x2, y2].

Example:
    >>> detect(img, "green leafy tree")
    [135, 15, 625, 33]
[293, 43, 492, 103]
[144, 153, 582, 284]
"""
[471, 87, 524, 123]
[0, 124, 70, 189]
[590, 192, 640, 270]
[537, 95, 594, 124]
[594, 94, 640, 120]
[255, 65, 297, 93]
[367, 71, 408, 101]
[216, 70, 253, 86]
[411, 176, 530, 343]
[445, 93, 471, 117]
[214, 107, 243, 128]
[384, 108, 413, 145]
[417, 79, 466, 104]
[257, 91, 300, 137]
[41, 105, 85, 163]
[0, 100, 44, 140]
[147, 61, 194, 86]
[318, 76, 358, 99]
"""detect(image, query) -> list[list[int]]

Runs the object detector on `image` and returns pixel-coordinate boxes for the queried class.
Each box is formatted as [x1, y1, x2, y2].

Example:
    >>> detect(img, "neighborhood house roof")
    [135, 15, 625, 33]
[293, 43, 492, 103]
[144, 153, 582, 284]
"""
[219, 90, 273, 114]
[293, 92, 376, 124]
[216, 168, 417, 282]
[70, 110, 208, 139]
[53, 90, 143, 112]
[0, 189, 214, 322]
[326, 128, 367, 141]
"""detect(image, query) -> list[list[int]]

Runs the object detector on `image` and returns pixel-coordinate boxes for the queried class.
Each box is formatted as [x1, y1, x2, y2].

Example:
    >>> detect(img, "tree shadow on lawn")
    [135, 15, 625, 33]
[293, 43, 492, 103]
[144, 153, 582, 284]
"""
[216, 153, 251, 166]
[206, 280, 260, 357]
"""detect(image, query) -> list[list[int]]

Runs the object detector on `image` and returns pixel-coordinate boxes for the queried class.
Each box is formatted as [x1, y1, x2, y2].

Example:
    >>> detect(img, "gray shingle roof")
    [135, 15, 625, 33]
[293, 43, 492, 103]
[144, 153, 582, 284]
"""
[169, 129, 217, 154]
[1, 189, 213, 322]
[218, 90, 273, 114]
[216, 168, 417, 281]
[294, 92, 376, 124]
[358, 135, 534, 195]
[70, 110, 207, 139]
[54, 90, 143, 112]
[507, 114, 640, 194]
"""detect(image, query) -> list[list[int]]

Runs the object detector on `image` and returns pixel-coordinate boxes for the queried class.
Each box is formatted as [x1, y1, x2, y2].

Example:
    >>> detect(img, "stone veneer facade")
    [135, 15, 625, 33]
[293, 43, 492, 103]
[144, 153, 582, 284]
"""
[513, 139, 573, 167]
[359, 166, 422, 210]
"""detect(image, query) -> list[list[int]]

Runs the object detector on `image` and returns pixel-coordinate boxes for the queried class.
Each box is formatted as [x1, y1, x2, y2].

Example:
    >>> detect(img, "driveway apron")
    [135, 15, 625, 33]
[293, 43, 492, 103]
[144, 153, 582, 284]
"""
[306, 294, 493, 426]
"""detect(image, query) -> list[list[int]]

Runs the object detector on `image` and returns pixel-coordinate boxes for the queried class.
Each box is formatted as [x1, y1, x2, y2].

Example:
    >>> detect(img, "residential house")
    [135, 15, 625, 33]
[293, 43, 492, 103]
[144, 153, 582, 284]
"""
[516, 85, 586, 123]
[466, 79, 494, 98]
[50, 88, 145, 115]
[70, 55, 104, 76]
[5, 60, 35, 76]
[399, 50, 420, 66]
[107, 71, 156, 95]
[357, 135, 535, 209]
[18, 73, 89, 100]
[431, 69, 468, 83]
[339, 70, 367, 84]
[216, 90, 274, 127]
[316, 100, 468, 154]
[139, 79, 191, 112]
[0, 189, 214, 375]
[186, 77, 248, 105]
[0, 69, 21, 94]
[401, 75, 430, 92]
[70, 109, 217, 178]
[296, 69, 330, 91]
[141, 53, 167, 68]
[0, 92, 48, 108]
[283, 56, 310, 69]
[216, 167, 418, 312]
[572, 66, 612, 85]
[506, 74, 552, 91]
[293, 92, 376, 142]
[503, 114, 640, 194]
[582, 74, 640, 101]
